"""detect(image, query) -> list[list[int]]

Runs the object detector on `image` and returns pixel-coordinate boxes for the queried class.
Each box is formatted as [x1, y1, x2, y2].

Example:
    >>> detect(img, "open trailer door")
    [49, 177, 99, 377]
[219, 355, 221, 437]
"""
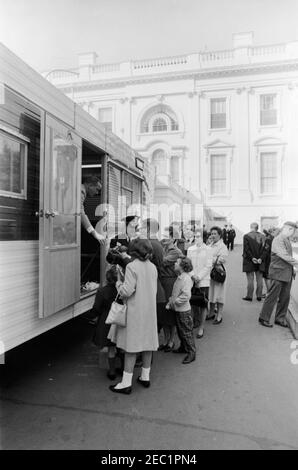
[39, 115, 82, 318]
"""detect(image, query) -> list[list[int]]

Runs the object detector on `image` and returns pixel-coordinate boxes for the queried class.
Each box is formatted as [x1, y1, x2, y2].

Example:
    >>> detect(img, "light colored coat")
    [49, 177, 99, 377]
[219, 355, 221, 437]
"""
[109, 258, 158, 353]
[187, 243, 212, 288]
[209, 239, 228, 304]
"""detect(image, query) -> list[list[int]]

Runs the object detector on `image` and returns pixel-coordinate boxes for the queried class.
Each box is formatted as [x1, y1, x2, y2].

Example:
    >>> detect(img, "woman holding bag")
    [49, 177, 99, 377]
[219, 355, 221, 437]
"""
[187, 229, 212, 338]
[207, 226, 228, 325]
[108, 238, 158, 394]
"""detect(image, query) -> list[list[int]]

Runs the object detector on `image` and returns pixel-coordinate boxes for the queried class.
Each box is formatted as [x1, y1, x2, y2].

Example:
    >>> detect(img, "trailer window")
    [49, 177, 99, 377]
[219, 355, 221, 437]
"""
[0, 131, 27, 199]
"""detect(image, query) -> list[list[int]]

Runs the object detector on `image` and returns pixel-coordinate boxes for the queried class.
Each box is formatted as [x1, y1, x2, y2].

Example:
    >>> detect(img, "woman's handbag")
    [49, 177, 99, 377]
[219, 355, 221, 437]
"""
[210, 256, 226, 284]
[105, 293, 127, 327]
[190, 285, 208, 307]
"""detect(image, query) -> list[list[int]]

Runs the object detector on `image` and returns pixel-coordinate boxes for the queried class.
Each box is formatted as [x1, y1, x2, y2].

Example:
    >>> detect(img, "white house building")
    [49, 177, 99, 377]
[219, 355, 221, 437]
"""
[44, 32, 298, 238]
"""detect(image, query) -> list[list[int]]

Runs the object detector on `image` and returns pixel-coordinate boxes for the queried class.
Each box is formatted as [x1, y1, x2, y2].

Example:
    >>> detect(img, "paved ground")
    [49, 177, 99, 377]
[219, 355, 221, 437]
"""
[1, 246, 298, 450]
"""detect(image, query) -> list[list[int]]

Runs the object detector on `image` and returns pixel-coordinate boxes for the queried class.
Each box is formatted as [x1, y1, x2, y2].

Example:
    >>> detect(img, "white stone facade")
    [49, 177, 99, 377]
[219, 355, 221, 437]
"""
[45, 33, 298, 239]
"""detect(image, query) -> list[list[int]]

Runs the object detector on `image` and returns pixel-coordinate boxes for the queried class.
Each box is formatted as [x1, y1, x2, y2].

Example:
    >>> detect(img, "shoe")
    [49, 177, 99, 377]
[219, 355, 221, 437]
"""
[196, 330, 204, 339]
[274, 320, 288, 328]
[109, 384, 132, 394]
[182, 354, 196, 364]
[158, 344, 166, 351]
[212, 317, 222, 325]
[164, 343, 175, 352]
[242, 297, 252, 301]
[172, 347, 187, 354]
[107, 371, 117, 381]
[137, 377, 150, 388]
[206, 315, 215, 321]
[258, 318, 273, 328]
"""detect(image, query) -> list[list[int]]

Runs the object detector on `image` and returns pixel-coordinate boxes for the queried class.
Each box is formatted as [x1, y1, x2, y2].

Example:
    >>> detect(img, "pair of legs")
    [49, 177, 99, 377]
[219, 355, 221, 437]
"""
[192, 305, 208, 336]
[106, 346, 124, 379]
[263, 277, 272, 293]
[259, 279, 292, 324]
[161, 325, 176, 348]
[209, 302, 224, 321]
[246, 271, 263, 299]
[114, 351, 153, 390]
[175, 310, 196, 357]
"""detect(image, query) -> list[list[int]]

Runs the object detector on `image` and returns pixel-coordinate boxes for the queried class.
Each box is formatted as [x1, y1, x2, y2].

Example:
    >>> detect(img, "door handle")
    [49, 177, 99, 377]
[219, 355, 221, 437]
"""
[45, 210, 57, 218]
[35, 210, 44, 218]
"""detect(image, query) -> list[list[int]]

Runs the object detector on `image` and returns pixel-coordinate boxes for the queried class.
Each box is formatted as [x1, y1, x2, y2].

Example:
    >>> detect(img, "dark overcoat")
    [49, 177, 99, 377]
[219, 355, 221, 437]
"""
[242, 231, 266, 272]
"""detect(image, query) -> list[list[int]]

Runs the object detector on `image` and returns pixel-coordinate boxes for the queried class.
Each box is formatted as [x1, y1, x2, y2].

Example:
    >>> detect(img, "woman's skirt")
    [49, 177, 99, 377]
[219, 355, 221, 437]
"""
[209, 279, 226, 304]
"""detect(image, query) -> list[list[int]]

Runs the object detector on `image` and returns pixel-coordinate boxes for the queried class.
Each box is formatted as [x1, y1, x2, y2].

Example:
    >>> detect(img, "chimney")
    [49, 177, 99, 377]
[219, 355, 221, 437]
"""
[78, 52, 98, 67]
[78, 52, 98, 79]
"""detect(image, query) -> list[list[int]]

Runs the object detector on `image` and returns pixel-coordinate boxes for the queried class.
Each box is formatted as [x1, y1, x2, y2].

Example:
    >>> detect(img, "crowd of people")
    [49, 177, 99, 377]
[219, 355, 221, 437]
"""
[91, 217, 230, 395]
[82, 177, 298, 395]
[242, 221, 298, 328]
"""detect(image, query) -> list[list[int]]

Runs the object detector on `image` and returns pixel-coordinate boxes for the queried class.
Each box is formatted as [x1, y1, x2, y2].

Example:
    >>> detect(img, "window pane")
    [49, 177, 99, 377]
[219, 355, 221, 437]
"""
[98, 107, 112, 131]
[210, 154, 226, 195]
[260, 153, 278, 194]
[152, 118, 167, 132]
[52, 134, 78, 214]
[210, 98, 226, 129]
[0, 133, 25, 196]
[53, 215, 77, 246]
[260, 94, 277, 125]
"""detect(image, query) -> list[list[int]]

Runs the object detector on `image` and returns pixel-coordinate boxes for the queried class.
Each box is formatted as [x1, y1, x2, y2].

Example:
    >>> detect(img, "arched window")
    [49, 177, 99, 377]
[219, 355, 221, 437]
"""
[152, 117, 167, 132]
[152, 149, 167, 176]
[140, 105, 179, 134]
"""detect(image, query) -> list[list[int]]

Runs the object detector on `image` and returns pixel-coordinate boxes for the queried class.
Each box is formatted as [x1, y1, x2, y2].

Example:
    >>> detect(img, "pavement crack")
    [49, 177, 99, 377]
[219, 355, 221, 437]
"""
[1, 395, 297, 450]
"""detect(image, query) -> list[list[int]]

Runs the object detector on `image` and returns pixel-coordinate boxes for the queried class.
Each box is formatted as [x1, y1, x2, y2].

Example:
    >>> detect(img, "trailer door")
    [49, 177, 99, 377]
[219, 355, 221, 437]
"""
[39, 115, 82, 317]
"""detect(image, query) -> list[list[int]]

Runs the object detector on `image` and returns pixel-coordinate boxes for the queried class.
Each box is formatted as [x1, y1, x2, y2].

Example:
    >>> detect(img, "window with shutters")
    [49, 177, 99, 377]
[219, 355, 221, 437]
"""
[98, 107, 113, 132]
[210, 154, 227, 195]
[210, 98, 226, 129]
[260, 94, 277, 126]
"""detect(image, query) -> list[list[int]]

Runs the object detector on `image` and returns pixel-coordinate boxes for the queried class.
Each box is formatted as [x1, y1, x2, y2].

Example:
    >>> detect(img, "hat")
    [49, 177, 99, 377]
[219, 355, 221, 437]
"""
[283, 221, 298, 229]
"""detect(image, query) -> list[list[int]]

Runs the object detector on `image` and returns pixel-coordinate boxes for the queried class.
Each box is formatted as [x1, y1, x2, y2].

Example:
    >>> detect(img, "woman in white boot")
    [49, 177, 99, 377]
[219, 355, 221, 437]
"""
[108, 238, 158, 394]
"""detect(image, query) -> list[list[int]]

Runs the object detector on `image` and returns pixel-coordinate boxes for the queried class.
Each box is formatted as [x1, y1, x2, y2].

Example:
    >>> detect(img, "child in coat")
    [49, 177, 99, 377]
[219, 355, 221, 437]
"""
[166, 256, 196, 364]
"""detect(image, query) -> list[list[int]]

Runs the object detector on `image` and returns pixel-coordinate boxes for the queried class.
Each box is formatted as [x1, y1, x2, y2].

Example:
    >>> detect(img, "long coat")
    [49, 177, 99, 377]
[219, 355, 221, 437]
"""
[149, 237, 166, 303]
[242, 231, 266, 273]
[209, 239, 228, 304]
[108, 258, 158, 353]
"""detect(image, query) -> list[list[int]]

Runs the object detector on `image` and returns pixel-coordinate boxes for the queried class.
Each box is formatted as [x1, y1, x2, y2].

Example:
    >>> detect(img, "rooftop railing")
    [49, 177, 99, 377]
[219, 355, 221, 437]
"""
[45, 41, 298, 84]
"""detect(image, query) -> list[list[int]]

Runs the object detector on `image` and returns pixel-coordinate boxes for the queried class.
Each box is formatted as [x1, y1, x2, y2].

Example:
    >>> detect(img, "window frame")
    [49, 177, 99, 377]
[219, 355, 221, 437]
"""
[257, 91, 281, 129]
[209, 153, 228, 196]
[208, 95, 231, 133]
[0, 127, 28, 200]
[258, 150, 281, 197]
[98, 105, 113, 132]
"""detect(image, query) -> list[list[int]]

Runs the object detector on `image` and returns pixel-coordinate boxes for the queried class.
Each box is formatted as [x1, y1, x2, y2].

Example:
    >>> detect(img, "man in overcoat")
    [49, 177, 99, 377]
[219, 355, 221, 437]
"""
[259, 221, 298, 327]
[242, 222, 266, 301]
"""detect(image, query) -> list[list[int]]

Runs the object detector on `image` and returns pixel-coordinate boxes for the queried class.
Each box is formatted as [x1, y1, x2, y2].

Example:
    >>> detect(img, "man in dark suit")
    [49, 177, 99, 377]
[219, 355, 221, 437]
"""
[242, 222, 266, 301]
[259, 221, 298, 327]
[222, 225, 228, 246]
[227, 224, 236, 251]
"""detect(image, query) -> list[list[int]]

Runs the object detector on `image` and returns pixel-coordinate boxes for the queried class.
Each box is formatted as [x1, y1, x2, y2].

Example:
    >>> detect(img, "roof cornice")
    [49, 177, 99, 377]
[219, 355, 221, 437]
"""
[57, 60, 298, 94]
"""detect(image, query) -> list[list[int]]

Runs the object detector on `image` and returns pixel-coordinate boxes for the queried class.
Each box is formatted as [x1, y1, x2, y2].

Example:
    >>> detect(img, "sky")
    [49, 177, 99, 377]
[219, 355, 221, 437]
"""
[1, 0, 298, 72]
